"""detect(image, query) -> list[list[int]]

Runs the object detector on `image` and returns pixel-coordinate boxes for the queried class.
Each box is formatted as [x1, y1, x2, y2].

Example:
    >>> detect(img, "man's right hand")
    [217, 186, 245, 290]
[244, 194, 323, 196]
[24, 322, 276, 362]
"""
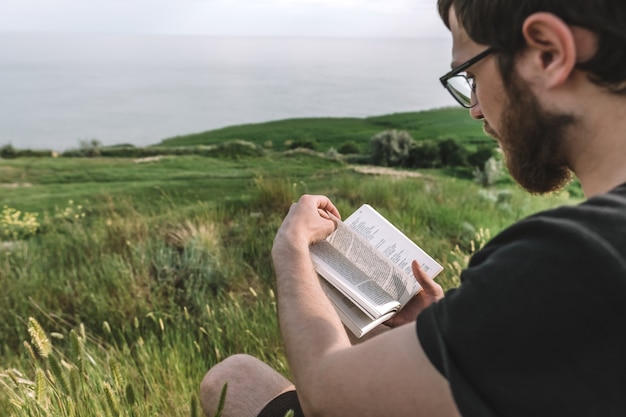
[385, 260, 444, 328]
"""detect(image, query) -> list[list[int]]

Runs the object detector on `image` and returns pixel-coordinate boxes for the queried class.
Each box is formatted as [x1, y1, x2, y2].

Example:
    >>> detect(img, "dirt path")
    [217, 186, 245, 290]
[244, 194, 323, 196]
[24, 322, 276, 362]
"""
[349, 165, 425, 178]
[1, 182, 33, 188]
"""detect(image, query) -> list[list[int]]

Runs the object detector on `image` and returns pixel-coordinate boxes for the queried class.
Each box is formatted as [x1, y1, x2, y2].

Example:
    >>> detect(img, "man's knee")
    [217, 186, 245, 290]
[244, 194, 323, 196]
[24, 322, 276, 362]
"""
[200, 354, 251, 413]
[201, 354, 253, 397]
[199, 354, 293, 417]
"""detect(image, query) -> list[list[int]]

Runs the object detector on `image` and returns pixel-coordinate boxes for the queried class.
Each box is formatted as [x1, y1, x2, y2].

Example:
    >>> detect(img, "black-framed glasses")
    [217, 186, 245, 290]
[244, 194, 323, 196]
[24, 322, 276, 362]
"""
[439, 47, 495, 108]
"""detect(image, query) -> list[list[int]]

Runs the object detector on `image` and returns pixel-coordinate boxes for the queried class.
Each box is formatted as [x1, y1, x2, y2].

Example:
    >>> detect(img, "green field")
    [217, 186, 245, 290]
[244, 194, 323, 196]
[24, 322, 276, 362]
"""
[159, 107, 488, 152]
[0, 109, 580, 417]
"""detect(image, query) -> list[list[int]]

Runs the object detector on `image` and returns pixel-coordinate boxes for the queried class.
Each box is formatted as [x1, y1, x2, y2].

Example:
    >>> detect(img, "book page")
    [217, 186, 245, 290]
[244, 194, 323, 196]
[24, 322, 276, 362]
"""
[342, 204, 443, 301]
[327, 220, 412, 302]
[311, 240, 401, 319]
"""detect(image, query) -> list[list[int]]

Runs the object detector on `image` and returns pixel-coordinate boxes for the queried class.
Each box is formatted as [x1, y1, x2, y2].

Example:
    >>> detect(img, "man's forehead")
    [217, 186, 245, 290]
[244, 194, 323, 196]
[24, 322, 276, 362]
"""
[448, 7, 482, 66]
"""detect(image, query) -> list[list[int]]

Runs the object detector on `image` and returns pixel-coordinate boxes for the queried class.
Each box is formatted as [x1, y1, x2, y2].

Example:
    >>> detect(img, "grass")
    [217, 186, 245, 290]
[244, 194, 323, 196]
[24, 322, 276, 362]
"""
[0, 114, 581, 416]
[1, 294, 284, 417]
[0, 154, 344, 214]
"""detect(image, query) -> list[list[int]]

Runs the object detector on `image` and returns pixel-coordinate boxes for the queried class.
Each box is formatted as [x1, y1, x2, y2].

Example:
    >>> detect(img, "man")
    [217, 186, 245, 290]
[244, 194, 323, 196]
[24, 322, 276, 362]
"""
[200, 0, 626, 415]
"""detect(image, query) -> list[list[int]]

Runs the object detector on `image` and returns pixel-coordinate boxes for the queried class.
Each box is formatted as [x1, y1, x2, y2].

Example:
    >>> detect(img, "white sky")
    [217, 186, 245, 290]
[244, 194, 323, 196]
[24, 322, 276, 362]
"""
[0, 0, 449, 38]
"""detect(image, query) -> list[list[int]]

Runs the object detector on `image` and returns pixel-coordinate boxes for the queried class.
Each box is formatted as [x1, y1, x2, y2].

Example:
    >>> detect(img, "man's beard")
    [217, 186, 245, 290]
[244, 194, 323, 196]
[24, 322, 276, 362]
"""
[486, 71, 575, 194]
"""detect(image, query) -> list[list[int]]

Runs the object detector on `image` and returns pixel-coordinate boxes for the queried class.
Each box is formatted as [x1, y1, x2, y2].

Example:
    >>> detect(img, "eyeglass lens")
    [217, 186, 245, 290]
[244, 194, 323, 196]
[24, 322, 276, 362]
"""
[446, 75, 473, 108]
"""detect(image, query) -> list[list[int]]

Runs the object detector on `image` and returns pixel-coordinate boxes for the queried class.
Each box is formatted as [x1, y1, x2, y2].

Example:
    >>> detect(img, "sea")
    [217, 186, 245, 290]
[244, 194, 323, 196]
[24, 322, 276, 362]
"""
[0, 33, 455, 151]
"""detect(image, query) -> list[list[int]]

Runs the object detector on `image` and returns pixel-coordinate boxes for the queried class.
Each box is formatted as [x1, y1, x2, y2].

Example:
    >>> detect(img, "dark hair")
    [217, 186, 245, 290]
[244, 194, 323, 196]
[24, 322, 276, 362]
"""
[437, 0, 626, 93]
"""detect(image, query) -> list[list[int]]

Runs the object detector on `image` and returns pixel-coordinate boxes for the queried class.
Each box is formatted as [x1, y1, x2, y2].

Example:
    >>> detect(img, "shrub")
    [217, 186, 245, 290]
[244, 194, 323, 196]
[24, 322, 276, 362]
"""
[288, 138, 318, 151]
[438, 138, 468, 167]
[407, 140, 442, 168]
[62, 139, 103, 157]
[325, 147, 342, 161]
[473, 155, 505, 187]
[468, 144, 495, 169]
[338, 141, 361, 155]
[370, 129, 414, 167]
[0, 144, 18, 159]
[80, 139, 102, 157]
[152, 222, 227, 311]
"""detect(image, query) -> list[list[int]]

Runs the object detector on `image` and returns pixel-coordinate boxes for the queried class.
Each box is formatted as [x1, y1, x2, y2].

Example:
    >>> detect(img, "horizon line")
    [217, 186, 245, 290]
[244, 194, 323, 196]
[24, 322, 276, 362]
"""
[0, 29, 449, 41]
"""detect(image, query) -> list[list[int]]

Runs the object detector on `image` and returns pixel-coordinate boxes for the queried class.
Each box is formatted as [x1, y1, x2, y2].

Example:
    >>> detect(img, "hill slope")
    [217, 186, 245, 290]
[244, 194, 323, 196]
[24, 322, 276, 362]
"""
[158, 107, 487, 151]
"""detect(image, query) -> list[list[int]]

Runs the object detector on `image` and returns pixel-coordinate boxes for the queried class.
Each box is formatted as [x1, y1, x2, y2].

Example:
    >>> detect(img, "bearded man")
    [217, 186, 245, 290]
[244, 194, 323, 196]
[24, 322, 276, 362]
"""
[199, 1, 626, 416]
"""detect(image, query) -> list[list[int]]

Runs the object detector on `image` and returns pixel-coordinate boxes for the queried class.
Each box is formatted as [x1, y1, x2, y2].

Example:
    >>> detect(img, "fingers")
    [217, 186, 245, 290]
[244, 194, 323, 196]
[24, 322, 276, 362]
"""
[412, 260, 444, 297]
[296, 194, 341, 219]
[290, 195, 341, 223]
[279, 195, 340, 246]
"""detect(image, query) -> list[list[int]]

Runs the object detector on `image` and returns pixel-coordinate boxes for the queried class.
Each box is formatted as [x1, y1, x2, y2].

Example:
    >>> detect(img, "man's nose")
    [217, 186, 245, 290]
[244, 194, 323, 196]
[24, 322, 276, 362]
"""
[470, 100, 484, 120]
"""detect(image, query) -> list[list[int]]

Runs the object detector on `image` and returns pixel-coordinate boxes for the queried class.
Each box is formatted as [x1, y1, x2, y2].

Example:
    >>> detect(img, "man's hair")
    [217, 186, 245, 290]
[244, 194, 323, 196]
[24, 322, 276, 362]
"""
[438, 0, 626, 93]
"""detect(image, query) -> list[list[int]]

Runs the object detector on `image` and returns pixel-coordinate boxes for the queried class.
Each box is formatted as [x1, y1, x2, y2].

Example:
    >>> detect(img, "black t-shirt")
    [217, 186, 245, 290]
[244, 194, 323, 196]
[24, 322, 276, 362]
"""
[417, 183, 626, 417]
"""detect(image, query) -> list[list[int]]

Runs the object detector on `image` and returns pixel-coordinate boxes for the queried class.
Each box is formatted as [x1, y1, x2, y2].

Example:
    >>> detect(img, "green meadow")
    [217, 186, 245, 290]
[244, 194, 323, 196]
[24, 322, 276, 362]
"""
[158, 107, 490, 150]
[0, 108, 580, 416]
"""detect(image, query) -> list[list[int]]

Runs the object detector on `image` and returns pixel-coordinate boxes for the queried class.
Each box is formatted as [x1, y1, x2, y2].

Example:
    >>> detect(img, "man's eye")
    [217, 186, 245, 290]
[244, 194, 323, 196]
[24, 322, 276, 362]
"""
[467, 76, 476, 91]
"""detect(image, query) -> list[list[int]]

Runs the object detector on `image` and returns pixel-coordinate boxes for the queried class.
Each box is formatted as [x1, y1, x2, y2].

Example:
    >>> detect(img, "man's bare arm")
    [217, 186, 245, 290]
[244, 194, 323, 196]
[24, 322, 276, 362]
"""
[272, 195, 460, 417]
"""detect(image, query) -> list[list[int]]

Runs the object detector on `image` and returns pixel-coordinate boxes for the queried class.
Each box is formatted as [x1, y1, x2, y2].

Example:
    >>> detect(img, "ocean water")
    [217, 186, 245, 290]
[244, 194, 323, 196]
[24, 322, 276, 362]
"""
[0, 33, 455, 151]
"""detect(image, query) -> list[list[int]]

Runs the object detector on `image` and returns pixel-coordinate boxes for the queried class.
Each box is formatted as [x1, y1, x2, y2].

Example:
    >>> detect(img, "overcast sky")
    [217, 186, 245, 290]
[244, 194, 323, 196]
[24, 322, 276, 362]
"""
[0, 0, 449, 38]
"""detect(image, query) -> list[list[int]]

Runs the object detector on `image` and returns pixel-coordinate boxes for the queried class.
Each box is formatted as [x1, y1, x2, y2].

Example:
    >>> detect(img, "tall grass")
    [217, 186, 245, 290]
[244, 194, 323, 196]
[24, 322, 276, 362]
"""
[1, 289, 284, 417]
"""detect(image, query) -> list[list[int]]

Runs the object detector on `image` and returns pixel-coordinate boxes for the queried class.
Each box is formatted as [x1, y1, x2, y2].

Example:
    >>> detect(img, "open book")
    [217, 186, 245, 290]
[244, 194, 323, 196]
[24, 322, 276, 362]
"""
[310, 204, 443, 338]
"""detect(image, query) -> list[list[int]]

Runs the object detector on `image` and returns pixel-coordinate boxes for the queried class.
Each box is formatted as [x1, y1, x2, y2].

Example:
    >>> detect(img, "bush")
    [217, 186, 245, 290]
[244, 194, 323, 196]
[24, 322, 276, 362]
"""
[151, 226, 227, 311]
[474, 156, 505, 187]
[325, 147, 342, 160]
[338, 141, 361, 155]
[370, 129, 414, 167]
[438, 138, 468, 167]
[288, 138, 318, 151]
[80, 139, 102, 157]
[468, 144, 495, 169]
[0, 144, 18, 159]
[407, 140, 442, 168]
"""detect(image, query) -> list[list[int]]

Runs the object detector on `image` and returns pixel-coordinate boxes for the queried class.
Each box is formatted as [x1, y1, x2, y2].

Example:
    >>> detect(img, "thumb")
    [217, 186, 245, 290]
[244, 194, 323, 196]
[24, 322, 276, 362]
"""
[412, 260, 444, 297]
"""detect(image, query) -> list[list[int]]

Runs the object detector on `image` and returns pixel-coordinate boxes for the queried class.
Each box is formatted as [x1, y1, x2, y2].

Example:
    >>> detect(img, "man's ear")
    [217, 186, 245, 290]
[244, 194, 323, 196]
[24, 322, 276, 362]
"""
[520, 12, 577, 87]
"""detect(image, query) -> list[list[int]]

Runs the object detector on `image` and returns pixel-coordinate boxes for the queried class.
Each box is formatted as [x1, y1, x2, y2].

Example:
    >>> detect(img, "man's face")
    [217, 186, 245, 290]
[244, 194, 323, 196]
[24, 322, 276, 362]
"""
[493, 71, 574, 194]
[448, 8, 574, 194]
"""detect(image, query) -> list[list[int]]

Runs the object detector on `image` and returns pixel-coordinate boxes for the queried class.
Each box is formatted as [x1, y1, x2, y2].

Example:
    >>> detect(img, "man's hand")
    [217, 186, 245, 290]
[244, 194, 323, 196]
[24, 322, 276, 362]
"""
[385, 260, 444, 328]
[272, 194, 341, 257]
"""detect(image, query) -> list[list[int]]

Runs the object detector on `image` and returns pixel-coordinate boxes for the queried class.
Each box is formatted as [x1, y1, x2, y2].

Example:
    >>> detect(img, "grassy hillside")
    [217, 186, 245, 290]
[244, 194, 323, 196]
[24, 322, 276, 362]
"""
[158, 107, 488, 152]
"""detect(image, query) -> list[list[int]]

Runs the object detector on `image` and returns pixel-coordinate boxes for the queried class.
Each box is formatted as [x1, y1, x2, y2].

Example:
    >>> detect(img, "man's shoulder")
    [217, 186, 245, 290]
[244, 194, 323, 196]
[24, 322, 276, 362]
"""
[554, 181, 626, 217]
[468, 183, 626, 271]
[505, 182, 626, 241]
[527, 182, 626, 246]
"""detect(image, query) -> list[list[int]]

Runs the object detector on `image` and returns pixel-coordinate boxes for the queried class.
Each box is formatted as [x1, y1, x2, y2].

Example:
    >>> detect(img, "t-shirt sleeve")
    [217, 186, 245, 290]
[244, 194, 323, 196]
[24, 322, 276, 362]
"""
[416, 214, 626, 417]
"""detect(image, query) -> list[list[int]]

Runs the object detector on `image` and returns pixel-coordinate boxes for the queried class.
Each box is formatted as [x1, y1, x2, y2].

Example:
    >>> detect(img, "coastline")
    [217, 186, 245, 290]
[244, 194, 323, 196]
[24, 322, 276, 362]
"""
[1, 107, 481, 154]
